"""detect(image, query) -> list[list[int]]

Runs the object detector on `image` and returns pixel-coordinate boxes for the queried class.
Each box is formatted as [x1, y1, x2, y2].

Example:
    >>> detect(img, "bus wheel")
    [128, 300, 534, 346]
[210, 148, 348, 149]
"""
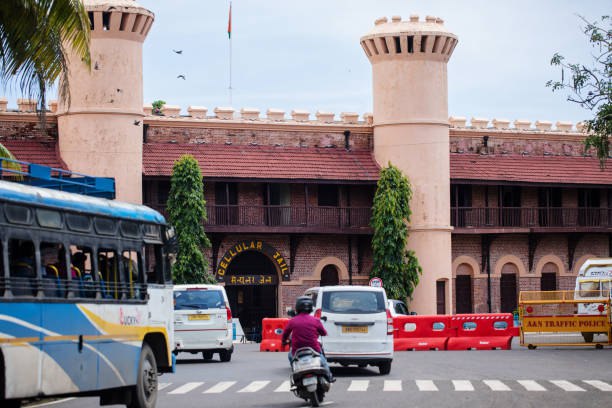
[581, 332, 594, 343]
[129, 344, 158, 408]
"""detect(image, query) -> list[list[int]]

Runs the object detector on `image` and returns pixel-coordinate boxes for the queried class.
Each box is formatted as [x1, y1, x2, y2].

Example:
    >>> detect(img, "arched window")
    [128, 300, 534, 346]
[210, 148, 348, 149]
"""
[320, 265, 339, 286]
[540, 262, 558, 291]
[500, 263, 518, 313]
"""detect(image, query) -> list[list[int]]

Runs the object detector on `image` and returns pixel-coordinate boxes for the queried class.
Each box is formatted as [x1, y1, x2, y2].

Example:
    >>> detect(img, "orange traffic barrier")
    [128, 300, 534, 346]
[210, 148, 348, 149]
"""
[393, 315, 452, 351]
[446, 313, 515, 350]
[259, 317, 290, 352]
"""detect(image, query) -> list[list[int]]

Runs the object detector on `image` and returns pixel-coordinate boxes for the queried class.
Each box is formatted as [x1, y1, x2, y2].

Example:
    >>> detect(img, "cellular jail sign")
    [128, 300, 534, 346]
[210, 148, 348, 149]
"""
[216, 240, 290, 281]
[522, 316, 609, 333]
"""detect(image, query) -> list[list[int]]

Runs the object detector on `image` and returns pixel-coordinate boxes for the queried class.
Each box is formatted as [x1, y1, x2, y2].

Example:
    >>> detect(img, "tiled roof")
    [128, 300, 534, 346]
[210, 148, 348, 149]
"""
[143, 143, 381, 181]
[0, 139, 66, 169]
[451, 153, 612, 185]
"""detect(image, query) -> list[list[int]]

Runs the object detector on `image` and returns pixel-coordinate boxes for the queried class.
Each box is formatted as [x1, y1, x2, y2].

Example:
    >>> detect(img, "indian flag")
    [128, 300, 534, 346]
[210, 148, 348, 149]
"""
[227, 2, 232, 39]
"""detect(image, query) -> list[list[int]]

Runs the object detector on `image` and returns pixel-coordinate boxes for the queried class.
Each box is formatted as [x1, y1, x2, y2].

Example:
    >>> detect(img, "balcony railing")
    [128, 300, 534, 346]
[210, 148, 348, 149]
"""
[149, 204, 373, 233]
[451, 207, 612, 229]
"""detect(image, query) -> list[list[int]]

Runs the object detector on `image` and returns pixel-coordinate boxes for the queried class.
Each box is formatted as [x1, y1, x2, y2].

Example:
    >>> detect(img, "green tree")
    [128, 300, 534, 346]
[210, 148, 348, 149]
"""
[0, 0, 91, 120]
[370, 163, 422, 300]
[166, 155, 214, 284]
[546, 15, 611, 168]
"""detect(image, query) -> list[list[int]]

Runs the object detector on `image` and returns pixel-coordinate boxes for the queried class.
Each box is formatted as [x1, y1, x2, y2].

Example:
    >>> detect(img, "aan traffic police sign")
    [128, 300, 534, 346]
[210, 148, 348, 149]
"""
[369, 277, 383, 287]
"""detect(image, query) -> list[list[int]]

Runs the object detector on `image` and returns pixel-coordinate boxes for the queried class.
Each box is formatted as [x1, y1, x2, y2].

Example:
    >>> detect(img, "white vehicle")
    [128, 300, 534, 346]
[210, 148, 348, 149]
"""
[387, 299, 410, 317]
[173, 284, 234, 361]
[574, 258, 612, 343]
[303, 285, 394, 375]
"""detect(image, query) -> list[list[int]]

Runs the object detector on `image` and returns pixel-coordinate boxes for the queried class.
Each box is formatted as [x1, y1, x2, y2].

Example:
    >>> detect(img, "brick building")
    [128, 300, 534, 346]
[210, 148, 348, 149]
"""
[0, 1, 610, 335]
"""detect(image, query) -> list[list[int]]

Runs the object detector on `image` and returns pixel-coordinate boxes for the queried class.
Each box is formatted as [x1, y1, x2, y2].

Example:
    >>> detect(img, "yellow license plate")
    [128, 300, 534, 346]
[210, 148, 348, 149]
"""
[342, 326, 368, 333]
[188, 314, 210, 321]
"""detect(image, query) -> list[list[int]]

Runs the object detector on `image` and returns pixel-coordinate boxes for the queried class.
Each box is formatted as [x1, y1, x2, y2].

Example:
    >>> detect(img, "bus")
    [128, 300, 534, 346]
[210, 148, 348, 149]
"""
[0, 180, 176, 408]
[574, 258, 612, 343]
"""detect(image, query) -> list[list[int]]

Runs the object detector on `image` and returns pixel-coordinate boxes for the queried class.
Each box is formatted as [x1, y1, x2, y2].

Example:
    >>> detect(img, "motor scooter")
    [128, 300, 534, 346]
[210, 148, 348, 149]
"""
[289, 346, 331, 407]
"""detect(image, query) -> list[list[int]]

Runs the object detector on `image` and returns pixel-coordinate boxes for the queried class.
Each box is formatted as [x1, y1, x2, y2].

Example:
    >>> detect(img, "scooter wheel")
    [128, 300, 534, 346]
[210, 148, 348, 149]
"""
[309, 391, 320, 407]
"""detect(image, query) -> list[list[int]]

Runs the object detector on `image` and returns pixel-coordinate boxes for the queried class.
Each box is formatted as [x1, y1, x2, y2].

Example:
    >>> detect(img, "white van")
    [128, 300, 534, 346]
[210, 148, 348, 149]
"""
[574, 258, 612, 343]
[173, 284, 234, 362]
[303, 285, 394, 375]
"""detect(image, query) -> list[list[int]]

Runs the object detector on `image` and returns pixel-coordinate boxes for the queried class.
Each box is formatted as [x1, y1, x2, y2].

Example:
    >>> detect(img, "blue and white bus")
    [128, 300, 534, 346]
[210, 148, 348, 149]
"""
[0, 180, 176, 408]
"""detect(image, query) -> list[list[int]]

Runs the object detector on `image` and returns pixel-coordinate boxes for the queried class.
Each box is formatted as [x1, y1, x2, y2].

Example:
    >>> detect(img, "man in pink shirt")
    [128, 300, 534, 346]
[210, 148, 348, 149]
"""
[282, 296, 334, 382]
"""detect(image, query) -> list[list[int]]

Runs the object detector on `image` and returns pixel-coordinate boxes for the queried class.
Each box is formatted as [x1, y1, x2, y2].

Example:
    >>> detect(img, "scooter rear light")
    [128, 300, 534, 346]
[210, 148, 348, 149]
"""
[386, 309, 393, 335]
[314, 309, 321, 319]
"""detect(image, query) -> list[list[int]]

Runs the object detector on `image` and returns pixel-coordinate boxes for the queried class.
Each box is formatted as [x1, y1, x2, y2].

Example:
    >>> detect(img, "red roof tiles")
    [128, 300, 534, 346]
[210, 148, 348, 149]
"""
[451, 153, 612, 185]
[0, 140, 66, 169]
[143, 143, 381, 182]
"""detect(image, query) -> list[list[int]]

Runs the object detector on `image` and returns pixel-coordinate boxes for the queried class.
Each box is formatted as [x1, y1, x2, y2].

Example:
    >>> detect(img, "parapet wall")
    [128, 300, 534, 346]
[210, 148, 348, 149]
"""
[0, 98, 595, 157]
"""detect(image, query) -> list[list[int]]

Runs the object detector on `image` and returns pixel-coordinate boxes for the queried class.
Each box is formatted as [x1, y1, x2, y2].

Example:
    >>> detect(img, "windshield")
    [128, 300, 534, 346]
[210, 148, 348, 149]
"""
[174, 290, 225, 310]
[322, 290, 385, 314]
[578, 281, 601, 298]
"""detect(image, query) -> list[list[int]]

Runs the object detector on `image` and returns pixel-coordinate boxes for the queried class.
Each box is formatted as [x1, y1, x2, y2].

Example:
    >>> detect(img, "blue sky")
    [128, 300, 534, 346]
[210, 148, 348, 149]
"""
[2, 0, 610, 125]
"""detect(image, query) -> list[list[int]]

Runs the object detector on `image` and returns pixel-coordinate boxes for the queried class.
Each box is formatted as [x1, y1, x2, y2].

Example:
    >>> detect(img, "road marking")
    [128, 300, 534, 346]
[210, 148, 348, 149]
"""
[483, 380, 511, 391]
[347, 380, 369, 391]
[203, 381, 236, 393]
[453, 380, 474, 391]
[168, 382, 204, 394]
[158, 382, 172, 391]
[275, 380, 291, 392]
[416, 380, 438, 391]
[583, 380, 612, 391]
[550, 380, 586, 392]
[383, 380, 402, 391]
[238, 380, 270, 393]
[517, 380, 547, 391]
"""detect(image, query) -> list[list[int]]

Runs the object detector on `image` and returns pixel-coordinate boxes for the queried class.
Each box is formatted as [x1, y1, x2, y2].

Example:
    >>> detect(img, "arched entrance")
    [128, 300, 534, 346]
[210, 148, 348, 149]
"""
[455, 263, 473, 314]
[320, 265, 339, 286]
[216, 241, 286, 340]
[500, 263, 518, 313]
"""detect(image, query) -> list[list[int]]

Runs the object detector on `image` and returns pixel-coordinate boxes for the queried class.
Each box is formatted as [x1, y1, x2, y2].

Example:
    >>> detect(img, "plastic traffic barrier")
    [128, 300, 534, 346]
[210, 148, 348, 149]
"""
[446, 313, 515, 350]
[259, 317, 290, 352]
[393, 315, 452, 351]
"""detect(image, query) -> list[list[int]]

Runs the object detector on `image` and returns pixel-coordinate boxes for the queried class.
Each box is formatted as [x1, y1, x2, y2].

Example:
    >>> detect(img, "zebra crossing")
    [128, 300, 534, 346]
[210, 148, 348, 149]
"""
[157, 379, 612, 395]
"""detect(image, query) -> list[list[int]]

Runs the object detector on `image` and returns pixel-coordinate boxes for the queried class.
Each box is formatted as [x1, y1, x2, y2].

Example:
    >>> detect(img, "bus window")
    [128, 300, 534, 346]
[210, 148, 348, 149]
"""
[71, 246, 95, 298]
[144, 243, 162, 284]
[122, 250, 143, 300]
[40, 242, 73, 298]
[578, 280, 600, 297]
[0, 238, 4, 296]
[601, 280, 611, 293]
[8, 239, 36, 296]
[98, 249, 120, 299]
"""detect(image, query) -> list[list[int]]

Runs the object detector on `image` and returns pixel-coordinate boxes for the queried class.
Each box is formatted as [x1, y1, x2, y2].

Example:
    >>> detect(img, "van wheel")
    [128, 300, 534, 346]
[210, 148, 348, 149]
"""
[128, 344, 158, 408]
[219, 349, 232, 362]
[582, 332, 594, 343]
[202, 352, 213, 360]
[378, 361, 392, 375]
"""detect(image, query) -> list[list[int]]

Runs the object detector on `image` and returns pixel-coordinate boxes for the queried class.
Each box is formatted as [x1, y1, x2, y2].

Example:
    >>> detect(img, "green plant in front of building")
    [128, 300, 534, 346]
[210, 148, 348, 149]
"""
[547, 15, 611, 169]
[152, 100, 166, 115]
[370, 163, 422, 300]
[0, 142, 23, 180]
[166, 154, 215, 284]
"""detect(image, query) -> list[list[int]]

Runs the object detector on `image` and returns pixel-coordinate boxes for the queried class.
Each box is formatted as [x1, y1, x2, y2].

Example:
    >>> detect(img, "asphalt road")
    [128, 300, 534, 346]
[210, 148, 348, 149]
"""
[28, 340, 612, 408]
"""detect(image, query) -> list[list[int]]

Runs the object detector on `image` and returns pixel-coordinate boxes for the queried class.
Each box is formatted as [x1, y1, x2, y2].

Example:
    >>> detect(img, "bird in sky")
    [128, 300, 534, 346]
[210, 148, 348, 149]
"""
[177, 74, 186, 80]
[173, 49, 183, 54]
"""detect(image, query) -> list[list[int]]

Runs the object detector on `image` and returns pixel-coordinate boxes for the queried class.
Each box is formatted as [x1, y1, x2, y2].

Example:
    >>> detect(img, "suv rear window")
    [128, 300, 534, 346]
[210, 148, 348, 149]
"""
[174, 290, 225, 310]
[322, 290, 385, 314]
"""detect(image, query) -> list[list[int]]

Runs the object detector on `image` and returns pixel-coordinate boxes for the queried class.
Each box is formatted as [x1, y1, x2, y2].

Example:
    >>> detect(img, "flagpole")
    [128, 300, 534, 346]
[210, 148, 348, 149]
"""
[228, 1, 233, 106]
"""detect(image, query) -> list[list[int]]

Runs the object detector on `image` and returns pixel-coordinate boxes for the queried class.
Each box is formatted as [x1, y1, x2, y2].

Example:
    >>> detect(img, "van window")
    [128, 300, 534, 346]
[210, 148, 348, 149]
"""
[578, 281, 601, 297]
[174, 289, 225, 310]
[322, 290, 385, 314]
